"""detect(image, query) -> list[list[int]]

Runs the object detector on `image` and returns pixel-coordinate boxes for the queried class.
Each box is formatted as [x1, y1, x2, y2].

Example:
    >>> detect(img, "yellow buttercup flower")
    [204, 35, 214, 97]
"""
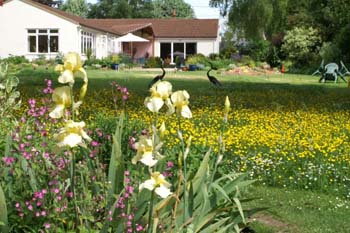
[53, 120, 91, 148]
[132, 136, 158, 167]
[49, 86, 72, 119]
[139, 172, 172, 198]
[170, 90, 192, 118]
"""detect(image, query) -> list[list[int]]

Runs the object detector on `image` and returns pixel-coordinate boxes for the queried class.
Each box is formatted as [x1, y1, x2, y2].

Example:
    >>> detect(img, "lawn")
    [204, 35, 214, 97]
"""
[5, 67, 350, 232]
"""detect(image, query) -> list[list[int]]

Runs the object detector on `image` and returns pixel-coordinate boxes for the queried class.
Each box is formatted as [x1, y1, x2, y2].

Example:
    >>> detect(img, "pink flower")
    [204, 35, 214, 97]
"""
[2, 157, 15, 165]
[166, 161, 174, 169]
[43, 223, 50, 229]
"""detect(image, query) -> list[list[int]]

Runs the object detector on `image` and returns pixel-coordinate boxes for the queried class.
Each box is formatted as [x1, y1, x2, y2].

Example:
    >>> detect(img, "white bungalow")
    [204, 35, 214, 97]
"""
[0, 0, 220, 62]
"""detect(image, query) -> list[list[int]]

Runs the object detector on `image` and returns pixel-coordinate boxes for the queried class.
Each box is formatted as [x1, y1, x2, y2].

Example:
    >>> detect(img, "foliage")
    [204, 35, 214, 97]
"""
[211, 0, 277, 39]
[32, 0, 62, 7]
[2, 55, 29, 65]
[0, 184, 8, 233]
[152, 0, 195, 18]
[143, 57, 162, 68]
[209, 0, 350, 69]
[186, 54, 208, 66]
[281, 27, 321, 66]
[88, 0, 154, 18]
[239, 39, 272, 62]
[319, 42, 341, 63]
[60, 0, 88, 17]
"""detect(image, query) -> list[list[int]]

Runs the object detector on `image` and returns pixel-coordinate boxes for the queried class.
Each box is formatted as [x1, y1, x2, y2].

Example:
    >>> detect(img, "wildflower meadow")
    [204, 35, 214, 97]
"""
[1, 54, 350, 232]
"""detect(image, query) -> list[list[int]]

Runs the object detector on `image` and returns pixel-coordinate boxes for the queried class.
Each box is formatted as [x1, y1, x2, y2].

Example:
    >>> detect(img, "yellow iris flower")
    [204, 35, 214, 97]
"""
[55, 52, 88, 101]
[170, 90, 192, 118]
[49, 86, 72, 119]
[224, 96, 231, 114]
[144, 81, 172, 113]
[139, 172, 172, 198]
[132, 136, 158, 167]
[53, 120, 91, 148]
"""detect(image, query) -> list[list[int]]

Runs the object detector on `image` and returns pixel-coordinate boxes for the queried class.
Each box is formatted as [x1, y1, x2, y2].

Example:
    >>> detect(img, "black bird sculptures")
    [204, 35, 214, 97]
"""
[148, 59, 165, 88]
[207, 63, 222, 87]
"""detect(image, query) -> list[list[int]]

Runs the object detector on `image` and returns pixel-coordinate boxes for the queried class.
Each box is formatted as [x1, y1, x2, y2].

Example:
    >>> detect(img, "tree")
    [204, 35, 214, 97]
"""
[88, 0, 154, 18]
[152, 0, 194, 18]
[210, 0, 288, 40]
[60, 0, 88, 18]
[33, 0, 62, 7]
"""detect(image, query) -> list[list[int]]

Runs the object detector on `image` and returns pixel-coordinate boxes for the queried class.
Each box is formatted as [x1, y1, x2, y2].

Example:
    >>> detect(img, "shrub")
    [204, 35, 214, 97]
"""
[239, 39, 271, 62]
[319, 42, 341, 63]
[281, 27, 321, 67]
[3, 55, 29, 65]
[143, 57, 162, 68]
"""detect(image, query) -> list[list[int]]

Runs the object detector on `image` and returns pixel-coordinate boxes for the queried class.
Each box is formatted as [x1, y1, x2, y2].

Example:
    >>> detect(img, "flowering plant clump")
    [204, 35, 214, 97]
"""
[0, 60, 256, 232]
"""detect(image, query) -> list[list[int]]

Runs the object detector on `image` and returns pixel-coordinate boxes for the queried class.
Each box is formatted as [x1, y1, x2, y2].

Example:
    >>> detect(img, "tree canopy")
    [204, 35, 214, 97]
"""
[211, 0, 350, 67]
[88, 0, 154, 18]
[152, 0, 195, 18]
[60, 0, 89, 18]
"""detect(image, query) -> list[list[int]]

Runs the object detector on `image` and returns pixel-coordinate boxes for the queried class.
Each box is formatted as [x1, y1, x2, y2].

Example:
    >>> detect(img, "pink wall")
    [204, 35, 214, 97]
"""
[133, 42, 153, 59]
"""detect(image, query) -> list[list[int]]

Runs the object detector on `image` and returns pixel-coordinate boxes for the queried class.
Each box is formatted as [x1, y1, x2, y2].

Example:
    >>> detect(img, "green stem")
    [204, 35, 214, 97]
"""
[148, 189, 155, 233]
[70, 152, 79, 228]
[70, 84, 75, 121]
[177, 117, 186, 228]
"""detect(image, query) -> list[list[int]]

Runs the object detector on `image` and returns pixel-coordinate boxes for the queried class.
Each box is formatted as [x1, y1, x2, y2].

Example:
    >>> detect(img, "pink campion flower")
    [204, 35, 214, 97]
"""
[166, 161, 174, 169]
[128, 137, 137, 150]
[91, 141, 99, 147]
[28, 98, 36, 107]
[41, 210, 47, 216]
[2, 157, 15, 165]
[43, 223, 50, 229]
[136, 225, 144, 232]
[126, 185, 134, 194]
[27, 205, 33, 211]
[124, 170, 130, 176]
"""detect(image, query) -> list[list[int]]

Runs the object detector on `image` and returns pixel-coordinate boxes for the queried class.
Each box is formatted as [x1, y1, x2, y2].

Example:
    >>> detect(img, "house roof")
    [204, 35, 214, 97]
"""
[84, 19, 219, 38]
[9, 0, 219, 38]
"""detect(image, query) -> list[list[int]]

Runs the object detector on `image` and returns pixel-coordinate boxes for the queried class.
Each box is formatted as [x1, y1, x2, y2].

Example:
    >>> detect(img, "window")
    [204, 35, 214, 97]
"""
[186, 43, 197, 56]
[81, 31, 95, 55]
[160, 43, 171, 60]
[27, 29, 59, 53]
[160, 42, 197, 63]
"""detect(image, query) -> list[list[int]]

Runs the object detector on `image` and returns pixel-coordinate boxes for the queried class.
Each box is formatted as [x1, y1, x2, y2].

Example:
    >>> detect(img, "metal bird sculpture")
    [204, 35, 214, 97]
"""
[207, 63, 222, 87]
[148, 59, 165, 88]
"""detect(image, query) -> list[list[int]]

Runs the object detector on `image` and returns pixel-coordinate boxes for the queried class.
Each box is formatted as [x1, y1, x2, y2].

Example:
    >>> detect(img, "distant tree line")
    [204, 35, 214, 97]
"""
[34, 0, 195, 19]
[210, 0, 350, 72]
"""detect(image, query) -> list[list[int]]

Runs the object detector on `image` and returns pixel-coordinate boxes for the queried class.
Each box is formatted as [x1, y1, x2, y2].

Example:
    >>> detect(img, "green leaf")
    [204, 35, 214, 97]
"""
[0, 185, 9, 233]
[192, 149, 211, 192]
[5, 76, 19, 93]
[188, 181, 194, 217]
[210, 182, 232, 203]
[233, 197, 246, 224]
[199, 217, 231, 233]
[107, 112, 125, 206]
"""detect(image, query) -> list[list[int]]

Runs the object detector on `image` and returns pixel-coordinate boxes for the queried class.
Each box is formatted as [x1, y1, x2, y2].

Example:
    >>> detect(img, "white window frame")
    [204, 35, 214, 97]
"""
[27, 29, 59, 54]
[81, 31, 96, 55]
